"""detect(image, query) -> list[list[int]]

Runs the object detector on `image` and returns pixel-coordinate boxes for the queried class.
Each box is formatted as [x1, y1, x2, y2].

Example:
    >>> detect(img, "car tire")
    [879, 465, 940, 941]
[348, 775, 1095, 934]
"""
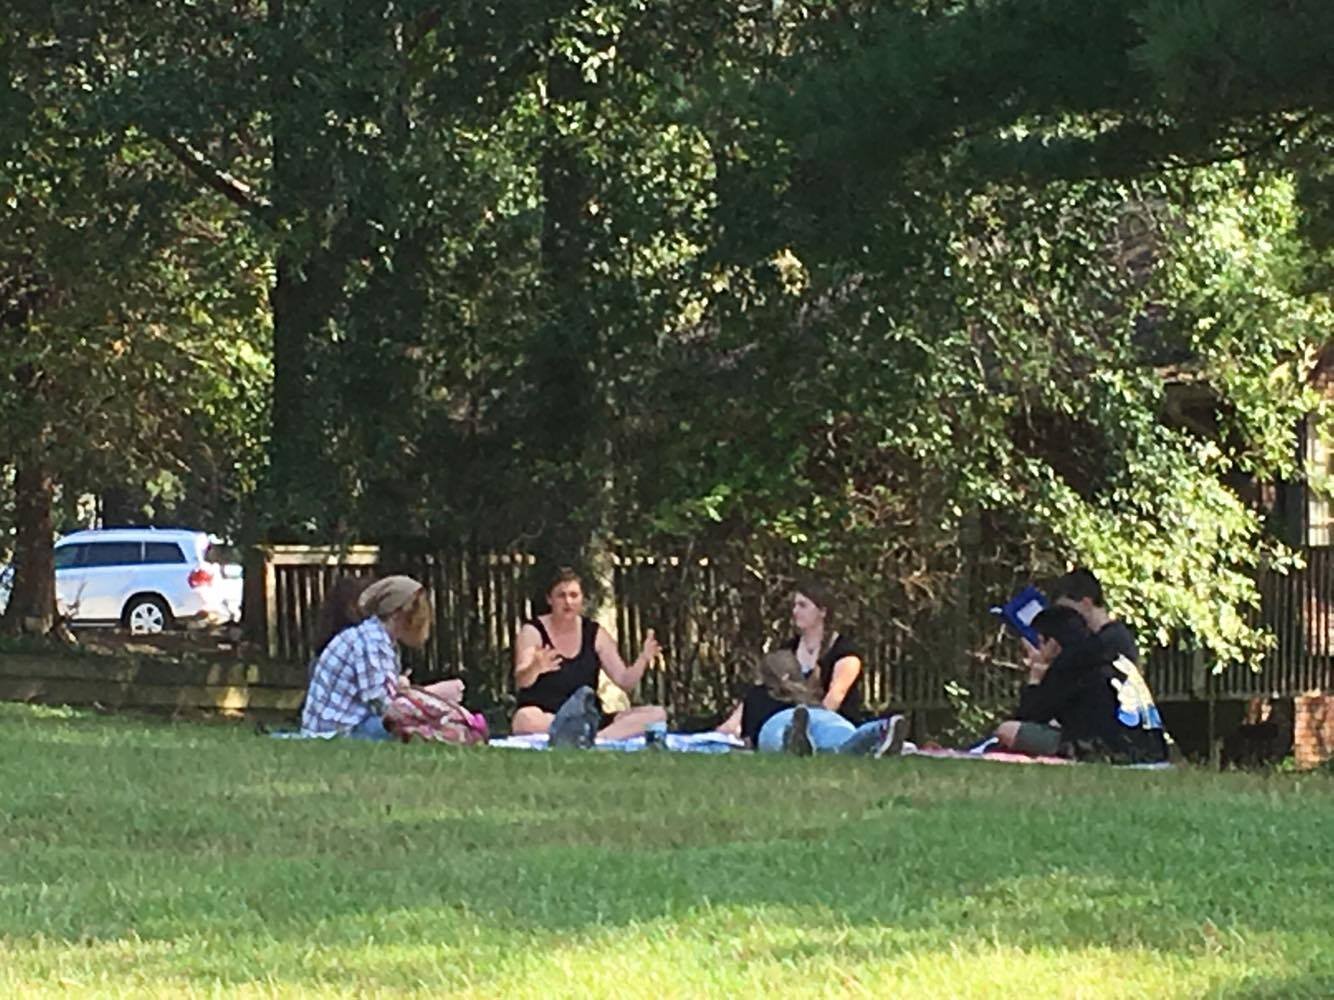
[124, 595, 173, 635]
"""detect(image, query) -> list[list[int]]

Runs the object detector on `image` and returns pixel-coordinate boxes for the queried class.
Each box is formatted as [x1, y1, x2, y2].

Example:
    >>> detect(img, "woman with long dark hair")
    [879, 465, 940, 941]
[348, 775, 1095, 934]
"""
[720, 577, 903, 755]
[311, 576, 371, 662]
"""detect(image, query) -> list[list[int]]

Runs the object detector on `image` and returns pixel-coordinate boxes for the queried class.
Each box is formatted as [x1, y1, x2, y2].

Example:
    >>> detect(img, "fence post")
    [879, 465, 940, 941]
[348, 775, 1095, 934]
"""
[263, 549, 279, 659]
[1190, 648, 1208, 700]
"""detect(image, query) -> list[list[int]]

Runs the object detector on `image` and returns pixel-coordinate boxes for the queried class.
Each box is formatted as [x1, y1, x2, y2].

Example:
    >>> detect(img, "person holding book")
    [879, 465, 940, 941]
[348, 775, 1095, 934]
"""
[993, 604, 1168, 763]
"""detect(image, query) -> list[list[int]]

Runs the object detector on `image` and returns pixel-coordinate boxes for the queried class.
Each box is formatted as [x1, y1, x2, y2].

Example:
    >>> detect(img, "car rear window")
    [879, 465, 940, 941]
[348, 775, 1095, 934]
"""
[53, 545, 84, 570]
[205, 543, 242, 566]
[143, 542, 187, 564]
[81, 541, 143, 567]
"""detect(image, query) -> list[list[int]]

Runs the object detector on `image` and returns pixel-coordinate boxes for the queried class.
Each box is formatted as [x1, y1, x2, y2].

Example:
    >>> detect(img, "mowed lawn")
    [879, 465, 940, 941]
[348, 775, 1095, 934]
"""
[2, 704, 1332, 998]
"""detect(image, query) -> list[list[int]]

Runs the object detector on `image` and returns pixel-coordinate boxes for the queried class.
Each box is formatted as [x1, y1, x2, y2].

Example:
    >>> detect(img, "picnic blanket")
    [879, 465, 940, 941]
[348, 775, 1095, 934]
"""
[488, 731, 747, 754]
[906, 746, 1073, 765]
[904, 746, 1173, 768]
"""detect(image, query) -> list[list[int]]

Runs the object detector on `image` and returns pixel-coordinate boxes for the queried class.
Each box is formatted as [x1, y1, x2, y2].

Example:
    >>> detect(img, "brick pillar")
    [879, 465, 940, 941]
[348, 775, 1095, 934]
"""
[1293, 695, 1334, 768]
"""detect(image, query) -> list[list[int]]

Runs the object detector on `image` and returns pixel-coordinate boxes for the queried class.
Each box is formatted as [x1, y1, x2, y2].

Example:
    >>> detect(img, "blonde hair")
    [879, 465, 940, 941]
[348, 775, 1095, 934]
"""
[755, 649, 820, 706]
[393, 590, 433, 649]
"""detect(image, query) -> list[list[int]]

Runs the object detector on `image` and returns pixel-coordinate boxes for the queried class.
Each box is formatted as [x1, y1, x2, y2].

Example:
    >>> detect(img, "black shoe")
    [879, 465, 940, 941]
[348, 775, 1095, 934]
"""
[783, 706, 813, 756]
[549, 686, 599, 749]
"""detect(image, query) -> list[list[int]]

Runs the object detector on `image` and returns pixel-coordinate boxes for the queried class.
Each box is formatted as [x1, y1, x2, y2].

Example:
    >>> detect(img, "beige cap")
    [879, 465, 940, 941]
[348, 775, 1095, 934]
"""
[358, 575, 424, 618]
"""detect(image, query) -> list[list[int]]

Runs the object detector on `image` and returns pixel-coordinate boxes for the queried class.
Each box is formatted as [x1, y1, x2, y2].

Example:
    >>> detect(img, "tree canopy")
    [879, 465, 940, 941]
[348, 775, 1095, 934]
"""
[1, 0, 1331, 676]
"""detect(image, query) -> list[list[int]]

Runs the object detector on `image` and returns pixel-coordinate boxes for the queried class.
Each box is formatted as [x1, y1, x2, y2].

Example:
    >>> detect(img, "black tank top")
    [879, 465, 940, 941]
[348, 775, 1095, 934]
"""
[516, 616, 603, 714]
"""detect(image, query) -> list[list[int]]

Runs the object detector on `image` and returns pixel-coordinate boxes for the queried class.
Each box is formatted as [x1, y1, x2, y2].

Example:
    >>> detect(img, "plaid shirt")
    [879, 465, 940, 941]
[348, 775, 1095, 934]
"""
[301, 616, 400, 735]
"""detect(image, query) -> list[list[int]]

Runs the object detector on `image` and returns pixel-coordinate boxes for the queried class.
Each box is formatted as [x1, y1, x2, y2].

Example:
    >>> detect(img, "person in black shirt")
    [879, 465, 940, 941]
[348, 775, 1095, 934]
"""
[740, 650, 905, 756]
[716, 577, 866, 736]
[1049, 567, 1140, 665]
[512, 567, 666, 741]
[995, 605, 1168, 763]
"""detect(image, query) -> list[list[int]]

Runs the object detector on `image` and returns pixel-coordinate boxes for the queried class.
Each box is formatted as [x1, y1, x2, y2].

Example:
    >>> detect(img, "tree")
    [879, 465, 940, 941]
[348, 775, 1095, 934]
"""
[763, 0, 1334, 254]
[638, 0, 1334, 670]
[0, 13, 269, 633]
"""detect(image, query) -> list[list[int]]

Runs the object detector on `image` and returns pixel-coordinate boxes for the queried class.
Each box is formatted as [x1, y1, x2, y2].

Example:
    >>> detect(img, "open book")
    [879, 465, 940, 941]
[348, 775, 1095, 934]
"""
[989, 585, 1047, 646]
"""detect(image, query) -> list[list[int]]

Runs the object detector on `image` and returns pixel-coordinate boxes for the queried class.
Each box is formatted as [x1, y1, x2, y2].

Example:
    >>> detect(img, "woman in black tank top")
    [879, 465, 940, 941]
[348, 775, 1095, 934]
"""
[515, 615, 603, 715]
[511, 567, 668, 741]
[717, 577, 866, 739]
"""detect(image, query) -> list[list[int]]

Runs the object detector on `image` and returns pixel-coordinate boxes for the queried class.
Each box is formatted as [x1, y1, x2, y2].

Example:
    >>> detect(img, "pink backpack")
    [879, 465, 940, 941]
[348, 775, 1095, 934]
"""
[385, 687, 489, 746]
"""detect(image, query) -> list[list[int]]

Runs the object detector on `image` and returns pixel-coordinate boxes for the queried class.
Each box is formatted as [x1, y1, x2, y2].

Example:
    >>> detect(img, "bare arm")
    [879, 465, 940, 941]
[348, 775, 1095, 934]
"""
[513, 623, 561, 690]
[595, 627, 660, 693]
[715, 700, 743, 736]
[821, 655, 862, 712]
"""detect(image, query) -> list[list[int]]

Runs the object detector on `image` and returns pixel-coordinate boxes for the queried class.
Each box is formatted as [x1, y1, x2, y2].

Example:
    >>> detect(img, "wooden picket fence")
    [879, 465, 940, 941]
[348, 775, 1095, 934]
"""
[252, 544, 1334, 720]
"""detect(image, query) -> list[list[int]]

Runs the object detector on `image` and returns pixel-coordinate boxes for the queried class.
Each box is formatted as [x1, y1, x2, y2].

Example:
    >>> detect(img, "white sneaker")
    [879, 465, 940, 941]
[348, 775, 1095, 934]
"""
[873, 714, 907, 758]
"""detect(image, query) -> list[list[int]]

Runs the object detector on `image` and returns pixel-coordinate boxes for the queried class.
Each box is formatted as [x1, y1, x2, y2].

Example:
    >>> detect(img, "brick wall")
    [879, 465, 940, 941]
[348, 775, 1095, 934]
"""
[1294, 695, 1334, 768]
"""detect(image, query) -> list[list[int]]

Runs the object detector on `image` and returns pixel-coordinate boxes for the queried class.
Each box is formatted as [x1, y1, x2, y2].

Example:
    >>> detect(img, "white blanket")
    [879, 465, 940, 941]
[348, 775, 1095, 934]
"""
[488, 731, 747, 753]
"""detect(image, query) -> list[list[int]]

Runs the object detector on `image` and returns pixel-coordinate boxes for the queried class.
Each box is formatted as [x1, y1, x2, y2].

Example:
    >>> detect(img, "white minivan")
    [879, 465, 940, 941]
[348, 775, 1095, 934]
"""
[52, 528, 243, 633]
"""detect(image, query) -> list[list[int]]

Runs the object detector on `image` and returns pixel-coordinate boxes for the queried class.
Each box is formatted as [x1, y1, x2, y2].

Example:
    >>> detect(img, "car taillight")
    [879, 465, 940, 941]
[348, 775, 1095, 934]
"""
[188, 568, 213, 588]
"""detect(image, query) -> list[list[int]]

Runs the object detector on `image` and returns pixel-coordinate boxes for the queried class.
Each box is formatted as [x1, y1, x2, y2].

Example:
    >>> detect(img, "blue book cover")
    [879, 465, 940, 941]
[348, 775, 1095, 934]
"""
[989, 585, 1048, 646]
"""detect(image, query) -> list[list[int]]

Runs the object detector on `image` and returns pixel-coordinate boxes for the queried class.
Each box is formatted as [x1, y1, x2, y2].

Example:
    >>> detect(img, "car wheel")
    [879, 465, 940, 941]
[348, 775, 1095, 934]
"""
[124, 595, 172, 635]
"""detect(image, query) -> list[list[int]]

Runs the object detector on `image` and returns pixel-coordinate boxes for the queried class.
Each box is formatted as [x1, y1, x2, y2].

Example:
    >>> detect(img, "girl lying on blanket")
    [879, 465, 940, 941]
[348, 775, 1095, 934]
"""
[300, 575, 485, 745]
[741, 650, 906, 757]
[709, 577, 902, 756]
[716, 578, 869, 738]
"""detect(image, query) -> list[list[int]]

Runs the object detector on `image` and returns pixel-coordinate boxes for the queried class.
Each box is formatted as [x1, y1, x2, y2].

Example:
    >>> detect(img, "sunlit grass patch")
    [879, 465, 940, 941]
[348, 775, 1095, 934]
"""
[2, 703, 1333, 997]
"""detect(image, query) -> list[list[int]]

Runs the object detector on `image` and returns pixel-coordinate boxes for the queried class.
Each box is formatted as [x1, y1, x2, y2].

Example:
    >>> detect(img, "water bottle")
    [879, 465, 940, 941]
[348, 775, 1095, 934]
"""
[644, 720, 668, 750]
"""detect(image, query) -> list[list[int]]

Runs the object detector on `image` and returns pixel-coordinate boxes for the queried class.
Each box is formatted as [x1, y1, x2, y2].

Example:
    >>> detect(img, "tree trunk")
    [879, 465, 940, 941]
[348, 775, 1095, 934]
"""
[523, 23, 611, 570]
[265, 249, 326, 538]
[262, 0, 341, 541]
[0, 456, 57, 635]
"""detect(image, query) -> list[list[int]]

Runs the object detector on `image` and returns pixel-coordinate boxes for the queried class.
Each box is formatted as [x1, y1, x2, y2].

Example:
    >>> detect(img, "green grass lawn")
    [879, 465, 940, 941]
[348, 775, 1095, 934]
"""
[2, 703, 1332, 998]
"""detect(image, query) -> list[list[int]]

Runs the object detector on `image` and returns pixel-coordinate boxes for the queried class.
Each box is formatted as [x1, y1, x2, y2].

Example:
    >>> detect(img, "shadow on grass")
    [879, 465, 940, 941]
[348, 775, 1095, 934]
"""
[1213, 968, 1334, 999]
[4, 710, 1334, 992]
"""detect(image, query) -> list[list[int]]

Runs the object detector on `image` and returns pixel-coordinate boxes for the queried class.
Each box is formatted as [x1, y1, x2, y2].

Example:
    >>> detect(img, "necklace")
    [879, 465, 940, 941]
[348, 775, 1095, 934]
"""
[800, 631, 823, 658]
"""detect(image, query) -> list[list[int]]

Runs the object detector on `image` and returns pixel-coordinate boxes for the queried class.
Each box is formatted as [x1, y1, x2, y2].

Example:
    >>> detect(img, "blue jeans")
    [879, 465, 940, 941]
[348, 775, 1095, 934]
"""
[756, 707, 882, 753]
[348, 714, 393, 742]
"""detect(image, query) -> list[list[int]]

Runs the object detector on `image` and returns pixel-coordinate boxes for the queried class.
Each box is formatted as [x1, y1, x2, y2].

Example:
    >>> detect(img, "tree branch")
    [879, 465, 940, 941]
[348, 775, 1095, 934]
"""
[159, 136, 275, 225]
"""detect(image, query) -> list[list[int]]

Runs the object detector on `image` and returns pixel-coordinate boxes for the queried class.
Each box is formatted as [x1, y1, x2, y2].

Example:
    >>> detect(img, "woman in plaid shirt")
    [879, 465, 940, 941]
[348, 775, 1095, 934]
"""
[301, 576, 460, 739]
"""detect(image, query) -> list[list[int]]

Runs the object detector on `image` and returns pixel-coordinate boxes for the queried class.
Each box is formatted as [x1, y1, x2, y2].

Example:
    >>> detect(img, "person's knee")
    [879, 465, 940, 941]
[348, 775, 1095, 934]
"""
[512, 707, 551, 734]
[640, 704, 667, 724]
[995, 720, 1021, 747]
[617, 704, 665, 722]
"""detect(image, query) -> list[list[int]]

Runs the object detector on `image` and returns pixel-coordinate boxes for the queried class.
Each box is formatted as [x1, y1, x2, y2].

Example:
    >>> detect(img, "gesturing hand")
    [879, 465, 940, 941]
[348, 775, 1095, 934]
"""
[640, 628, 661, 665]
[533, 646, 563, 675]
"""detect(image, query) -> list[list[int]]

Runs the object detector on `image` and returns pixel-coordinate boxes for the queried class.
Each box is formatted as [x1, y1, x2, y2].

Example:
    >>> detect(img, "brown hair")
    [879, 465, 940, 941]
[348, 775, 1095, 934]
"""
[755, 649, 821, 706]
[394, 589, 433, 649]
[1050, 567, 1106, 608]
[793, 576, 839, 661]
[793, 576, 837, 620]
[547, 566, 582, 594]
[313, 576, 371, 656]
